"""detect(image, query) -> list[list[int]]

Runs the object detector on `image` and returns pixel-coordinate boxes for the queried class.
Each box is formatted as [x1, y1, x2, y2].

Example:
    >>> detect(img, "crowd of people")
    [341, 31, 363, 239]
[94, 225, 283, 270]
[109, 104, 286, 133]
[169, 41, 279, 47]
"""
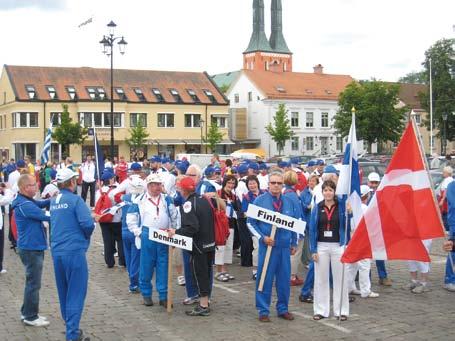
[0, 153, 454, 340]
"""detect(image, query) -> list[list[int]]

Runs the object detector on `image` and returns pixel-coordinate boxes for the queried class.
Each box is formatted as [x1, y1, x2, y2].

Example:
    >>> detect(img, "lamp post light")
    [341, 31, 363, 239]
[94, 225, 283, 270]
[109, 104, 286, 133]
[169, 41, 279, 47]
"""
[99, 20, 127, 159]
[200, 119, 205, 154]
[443, 113, 448, 155]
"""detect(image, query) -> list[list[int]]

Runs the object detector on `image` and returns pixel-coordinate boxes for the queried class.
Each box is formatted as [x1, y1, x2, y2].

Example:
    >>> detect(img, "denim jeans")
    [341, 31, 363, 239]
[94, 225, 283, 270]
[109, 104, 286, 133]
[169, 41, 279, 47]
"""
[18, 249, 44, 321]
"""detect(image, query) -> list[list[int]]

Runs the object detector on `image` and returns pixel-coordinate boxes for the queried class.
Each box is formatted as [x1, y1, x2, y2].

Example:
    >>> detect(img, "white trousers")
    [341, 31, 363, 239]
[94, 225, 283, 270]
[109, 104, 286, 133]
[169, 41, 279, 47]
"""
[347, 259, 371, 297]
[314, 242, 349, 317]
[215, 228, 234, 265]
[252, 236, 259, 267]
[408, 239, 432, 273]
[290, 238, 304, 275]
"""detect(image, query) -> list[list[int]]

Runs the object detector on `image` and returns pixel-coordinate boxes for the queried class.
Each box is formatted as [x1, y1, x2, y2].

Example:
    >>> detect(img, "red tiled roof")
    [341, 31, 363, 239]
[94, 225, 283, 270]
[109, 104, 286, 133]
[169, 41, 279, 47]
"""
[387, 82, 426, 110]
[242, 69, 354, 100]
[4, 65, 228, 105]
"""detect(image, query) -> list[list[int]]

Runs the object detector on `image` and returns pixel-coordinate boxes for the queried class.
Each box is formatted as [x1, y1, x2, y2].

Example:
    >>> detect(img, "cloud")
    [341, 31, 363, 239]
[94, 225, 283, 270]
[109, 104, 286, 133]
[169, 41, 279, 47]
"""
[0, 0, 66, 11]
[319, 33, 368, 47]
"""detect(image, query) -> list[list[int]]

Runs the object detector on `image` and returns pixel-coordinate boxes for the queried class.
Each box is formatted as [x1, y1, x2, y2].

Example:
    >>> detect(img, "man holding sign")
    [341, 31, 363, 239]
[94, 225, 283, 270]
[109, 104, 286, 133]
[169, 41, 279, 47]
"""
[247, 169, 300, 322]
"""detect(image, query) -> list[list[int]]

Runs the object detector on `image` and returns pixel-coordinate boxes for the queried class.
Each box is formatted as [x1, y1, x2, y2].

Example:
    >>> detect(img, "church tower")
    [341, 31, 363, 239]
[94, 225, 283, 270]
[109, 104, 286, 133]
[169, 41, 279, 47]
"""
[243, 0, 292, 72]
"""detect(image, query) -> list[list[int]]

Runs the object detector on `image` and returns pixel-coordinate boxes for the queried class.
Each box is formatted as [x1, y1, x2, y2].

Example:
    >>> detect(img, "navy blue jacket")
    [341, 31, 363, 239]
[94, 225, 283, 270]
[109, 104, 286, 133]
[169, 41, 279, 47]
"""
[446, 181, 455, 239]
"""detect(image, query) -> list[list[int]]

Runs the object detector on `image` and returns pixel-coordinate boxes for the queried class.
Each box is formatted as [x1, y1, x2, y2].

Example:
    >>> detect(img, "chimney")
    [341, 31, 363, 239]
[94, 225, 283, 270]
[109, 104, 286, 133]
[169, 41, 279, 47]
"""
[313, 64, 324, 74]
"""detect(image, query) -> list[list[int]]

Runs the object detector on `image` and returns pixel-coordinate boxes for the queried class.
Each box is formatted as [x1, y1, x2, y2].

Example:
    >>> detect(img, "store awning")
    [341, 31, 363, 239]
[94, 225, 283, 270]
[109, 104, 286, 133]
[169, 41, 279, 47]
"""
[148, 139, 235, 145]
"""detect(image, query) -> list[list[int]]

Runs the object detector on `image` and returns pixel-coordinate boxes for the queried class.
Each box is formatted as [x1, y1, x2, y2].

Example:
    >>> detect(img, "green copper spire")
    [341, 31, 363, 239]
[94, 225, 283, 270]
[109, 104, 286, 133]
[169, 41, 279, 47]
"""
[244, 0, 273, 53]
[269, 0, 291, 54]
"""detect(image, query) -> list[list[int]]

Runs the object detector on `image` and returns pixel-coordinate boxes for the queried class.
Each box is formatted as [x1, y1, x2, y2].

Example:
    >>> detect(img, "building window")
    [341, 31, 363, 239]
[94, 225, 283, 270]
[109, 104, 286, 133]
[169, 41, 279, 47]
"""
[203, 90, 217, 104]
[157, 113, 175, 128]
[306, 112, 314, 128]
[336, 136, 343, 151]
[46, 86, 58, 100]
[14, 143, 36, 162]
[93, 113, 102, 127]
[51, 112, 61, 126]
[115, 87, 127, 101]
[187, 89, 200, 103]
[25, 85, 36, 99]
[306, 136, 314, 150]
[184, 114, 201, 127]
[104, 113, 122, 127]
[321, 112, 329, 128]
[248, 92, 252, 102]
[414, 114, 421, 124]
[291, 112, 299, 128]
[12, 112, 38, 128]
[79, 112, 123, 128]
[130, 113, 147, 127]
[234, 94, 239, 103]
[66, 86, 77, 100]
[291, 137, 299, 151]
[169, 89, 182, 103]
[211, 116, 227, 128]
[134, 88, 146, 102]
[152, 88, 165, 102]
[86, 87, 106, 100]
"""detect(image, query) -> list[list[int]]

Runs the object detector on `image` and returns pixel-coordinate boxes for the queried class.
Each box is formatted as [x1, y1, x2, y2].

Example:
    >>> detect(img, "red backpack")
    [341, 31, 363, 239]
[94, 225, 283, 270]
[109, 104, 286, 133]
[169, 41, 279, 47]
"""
[205, 196, 230, 246]
[94, 190, 114, 223]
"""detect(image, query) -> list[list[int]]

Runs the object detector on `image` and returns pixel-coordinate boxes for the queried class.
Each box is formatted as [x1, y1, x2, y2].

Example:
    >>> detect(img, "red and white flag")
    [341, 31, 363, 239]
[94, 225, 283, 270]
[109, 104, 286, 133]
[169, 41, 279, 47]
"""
[341, 122, 445, 263]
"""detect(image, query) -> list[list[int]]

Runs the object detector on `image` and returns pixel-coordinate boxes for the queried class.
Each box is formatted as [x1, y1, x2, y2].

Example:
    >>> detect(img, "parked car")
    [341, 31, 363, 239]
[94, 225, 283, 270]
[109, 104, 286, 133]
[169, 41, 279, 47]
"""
[358, 161, 387, 185]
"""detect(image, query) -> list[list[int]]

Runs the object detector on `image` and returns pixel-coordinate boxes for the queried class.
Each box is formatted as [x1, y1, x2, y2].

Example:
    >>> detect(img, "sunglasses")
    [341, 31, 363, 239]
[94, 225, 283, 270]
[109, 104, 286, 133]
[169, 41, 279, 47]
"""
[269, 181, 283, 185]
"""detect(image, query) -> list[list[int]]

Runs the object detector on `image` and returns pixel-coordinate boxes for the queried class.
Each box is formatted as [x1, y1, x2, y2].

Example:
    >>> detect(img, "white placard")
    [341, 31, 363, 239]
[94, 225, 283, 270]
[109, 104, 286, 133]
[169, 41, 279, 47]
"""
[149, 229, 193, 251]
[246, 204, 306, 235]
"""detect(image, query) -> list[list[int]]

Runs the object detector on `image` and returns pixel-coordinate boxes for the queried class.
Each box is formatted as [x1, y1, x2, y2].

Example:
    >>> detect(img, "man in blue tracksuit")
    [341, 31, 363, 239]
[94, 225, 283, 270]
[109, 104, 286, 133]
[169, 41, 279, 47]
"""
[12, 174, 50, 327]
[248, 170, 298, 322]
[444, 180, 455, 291]
[50, 168, 95, 341]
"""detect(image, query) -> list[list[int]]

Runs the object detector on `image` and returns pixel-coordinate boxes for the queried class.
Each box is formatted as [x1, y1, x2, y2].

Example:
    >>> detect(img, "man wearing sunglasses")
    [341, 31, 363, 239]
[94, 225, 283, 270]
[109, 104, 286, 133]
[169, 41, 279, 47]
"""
[248, 169, 298, 322]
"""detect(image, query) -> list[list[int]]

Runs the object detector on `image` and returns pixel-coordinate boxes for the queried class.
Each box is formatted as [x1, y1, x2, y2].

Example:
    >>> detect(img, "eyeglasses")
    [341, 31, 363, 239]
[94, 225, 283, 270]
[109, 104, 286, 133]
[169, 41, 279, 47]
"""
[269, 181, 283, 185]
[186, 174, 197, 177]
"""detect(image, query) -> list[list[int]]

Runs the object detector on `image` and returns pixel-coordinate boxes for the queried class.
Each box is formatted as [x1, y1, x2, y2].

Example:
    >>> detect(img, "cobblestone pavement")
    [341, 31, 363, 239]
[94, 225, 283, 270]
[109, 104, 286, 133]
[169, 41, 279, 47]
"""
[0, 222, 453, 341]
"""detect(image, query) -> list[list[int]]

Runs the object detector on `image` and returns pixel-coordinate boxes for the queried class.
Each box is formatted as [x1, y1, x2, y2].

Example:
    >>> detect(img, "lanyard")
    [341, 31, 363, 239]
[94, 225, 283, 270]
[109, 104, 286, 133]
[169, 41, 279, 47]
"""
[148, 195, 161, 215]
[272, 197, 282, 213]
[323, 205, 336, 231]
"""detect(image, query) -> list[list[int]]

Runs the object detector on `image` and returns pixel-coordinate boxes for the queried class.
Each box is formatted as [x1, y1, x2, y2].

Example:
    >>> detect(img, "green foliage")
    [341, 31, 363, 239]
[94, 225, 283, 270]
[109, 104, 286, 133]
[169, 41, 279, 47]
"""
[419, 38, 455, 143]
[334, 81, 407, 151]
[205, 121, 224, 152]
[265, 103, 293, 155]
[51, 104, 88, 156]
[126, 122, 150, 151]
[219, 83, 229, 94]
[398, 71, 426, 84]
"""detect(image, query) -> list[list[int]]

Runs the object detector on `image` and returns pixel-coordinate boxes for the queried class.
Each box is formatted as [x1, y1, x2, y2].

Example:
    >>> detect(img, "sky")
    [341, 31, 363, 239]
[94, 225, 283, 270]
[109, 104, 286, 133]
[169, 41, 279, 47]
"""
[0, 0, 454, 81]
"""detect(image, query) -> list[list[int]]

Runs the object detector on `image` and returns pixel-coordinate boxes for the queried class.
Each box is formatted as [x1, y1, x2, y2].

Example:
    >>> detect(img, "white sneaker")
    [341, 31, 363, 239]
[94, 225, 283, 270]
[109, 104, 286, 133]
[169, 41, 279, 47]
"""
[362, 291, 379, 298]
[0, 269, 6, 274]
[21, 315, 48, 321]
[23, 316, 50, 327]
[443, 283, 455, 292]
[412, 284, 430, 294]
[177, 276, 186, 286]
[349, 289, 361, 295]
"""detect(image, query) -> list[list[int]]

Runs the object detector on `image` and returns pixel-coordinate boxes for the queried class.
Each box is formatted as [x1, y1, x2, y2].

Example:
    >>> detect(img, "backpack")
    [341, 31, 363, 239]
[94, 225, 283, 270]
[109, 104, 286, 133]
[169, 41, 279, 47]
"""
[94, 190, 114, 223]
[204, 195, 230, 246]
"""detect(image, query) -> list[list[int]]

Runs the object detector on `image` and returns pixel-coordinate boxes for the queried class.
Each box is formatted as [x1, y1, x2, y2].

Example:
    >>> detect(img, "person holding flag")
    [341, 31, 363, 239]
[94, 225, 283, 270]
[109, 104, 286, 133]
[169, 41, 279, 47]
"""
[443, 179, 455, 292]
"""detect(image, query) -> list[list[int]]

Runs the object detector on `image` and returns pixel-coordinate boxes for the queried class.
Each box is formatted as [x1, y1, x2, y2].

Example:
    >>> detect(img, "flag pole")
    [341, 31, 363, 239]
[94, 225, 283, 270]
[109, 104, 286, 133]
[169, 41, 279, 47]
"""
[94, 127, 101, 182]
[412, 117, 455, 270]
[338, 107, 355, 322]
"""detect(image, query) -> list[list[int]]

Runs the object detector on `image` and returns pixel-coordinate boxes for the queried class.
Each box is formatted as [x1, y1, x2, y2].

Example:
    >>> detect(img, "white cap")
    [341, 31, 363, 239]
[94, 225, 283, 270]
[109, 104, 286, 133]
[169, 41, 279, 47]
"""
[367, 172, 380, 182]
[56, 168, 78, 183]
[129, 176, 145, 194]
[360, 185, 371, 197]
[146, 173, 163, 184]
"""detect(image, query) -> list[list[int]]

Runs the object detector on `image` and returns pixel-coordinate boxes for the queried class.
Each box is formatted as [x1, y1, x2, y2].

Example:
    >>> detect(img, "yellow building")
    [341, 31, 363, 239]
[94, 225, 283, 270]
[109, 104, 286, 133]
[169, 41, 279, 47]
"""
[0, 65, 232, 163]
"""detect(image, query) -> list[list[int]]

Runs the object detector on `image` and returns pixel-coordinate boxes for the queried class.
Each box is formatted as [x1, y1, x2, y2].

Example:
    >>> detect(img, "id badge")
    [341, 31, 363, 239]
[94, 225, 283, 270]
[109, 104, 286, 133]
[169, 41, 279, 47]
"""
[324, 231, 333, 238]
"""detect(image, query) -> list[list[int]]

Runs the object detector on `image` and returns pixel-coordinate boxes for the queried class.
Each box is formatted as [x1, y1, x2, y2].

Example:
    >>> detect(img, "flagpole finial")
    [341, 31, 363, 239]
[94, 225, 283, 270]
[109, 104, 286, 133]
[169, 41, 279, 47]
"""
[351, 107, 356, 114]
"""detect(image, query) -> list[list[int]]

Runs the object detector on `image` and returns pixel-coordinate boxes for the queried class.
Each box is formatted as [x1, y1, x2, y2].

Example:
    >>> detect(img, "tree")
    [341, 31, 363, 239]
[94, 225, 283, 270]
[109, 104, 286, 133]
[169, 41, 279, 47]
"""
[205, 121, 224, 152]
[334, 80, 407, 152]
[219, 83, 229, 94]
[265, 103, 293, 156]
[52, 104, 88, 157]
[398, 70, 426, 84]
[126, 122, 150, 160]
[419, 38, 455, 149]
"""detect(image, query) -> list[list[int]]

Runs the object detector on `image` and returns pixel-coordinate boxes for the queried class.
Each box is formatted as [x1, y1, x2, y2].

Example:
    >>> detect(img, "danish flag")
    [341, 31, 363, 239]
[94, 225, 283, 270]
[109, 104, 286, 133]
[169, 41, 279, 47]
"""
[341, 121, 445, 263]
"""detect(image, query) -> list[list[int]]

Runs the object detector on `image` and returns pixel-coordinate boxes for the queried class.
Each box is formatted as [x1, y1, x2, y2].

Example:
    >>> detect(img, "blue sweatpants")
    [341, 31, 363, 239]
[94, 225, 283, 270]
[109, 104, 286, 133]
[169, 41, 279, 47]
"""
[140, 229, 168, 300]
[376, 260, 388, 279]
[301, 260, 314, 297]
[183, 250, 198, 298]
[52, 252, 88, 341]
[445, 252, 455, 284]
[122, 231, 140, 290]
[255, 244, 291, 317]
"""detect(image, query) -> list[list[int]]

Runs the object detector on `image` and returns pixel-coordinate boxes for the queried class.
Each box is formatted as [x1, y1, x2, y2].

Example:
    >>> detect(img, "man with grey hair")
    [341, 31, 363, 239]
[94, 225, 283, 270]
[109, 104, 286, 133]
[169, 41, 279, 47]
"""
[439, 166, 454, 231]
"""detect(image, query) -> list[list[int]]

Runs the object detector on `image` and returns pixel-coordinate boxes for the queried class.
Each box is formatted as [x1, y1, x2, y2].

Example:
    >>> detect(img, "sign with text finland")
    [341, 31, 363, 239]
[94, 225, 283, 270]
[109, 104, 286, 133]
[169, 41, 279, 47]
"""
[149, 229, 193, 251]
[246, 204, 306, 235]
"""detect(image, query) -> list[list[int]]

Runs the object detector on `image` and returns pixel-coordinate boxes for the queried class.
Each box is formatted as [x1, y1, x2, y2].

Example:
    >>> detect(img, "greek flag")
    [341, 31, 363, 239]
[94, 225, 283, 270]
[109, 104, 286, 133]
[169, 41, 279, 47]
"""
[40, 126, 52, 164]
[336, 111, 362, 228]
[94, 131, 104, 180]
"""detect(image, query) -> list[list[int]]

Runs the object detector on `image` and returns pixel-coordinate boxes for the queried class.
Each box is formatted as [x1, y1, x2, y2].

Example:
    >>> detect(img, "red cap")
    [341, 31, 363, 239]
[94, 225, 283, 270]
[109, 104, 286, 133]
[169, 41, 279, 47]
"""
[178, 177, 196, 191]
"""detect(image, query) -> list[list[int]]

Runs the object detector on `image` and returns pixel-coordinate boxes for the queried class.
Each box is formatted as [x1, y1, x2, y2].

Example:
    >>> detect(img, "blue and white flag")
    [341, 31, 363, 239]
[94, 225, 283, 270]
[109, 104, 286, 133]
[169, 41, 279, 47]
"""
[336, 112, 362, 228]
[40, 123, 52, 165]
[94, 131, 104, 180]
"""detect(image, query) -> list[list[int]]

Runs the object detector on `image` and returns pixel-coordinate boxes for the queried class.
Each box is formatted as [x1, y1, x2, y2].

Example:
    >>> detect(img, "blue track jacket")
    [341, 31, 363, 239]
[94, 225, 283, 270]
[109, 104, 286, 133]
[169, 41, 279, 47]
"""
[446, 181, 455, 239]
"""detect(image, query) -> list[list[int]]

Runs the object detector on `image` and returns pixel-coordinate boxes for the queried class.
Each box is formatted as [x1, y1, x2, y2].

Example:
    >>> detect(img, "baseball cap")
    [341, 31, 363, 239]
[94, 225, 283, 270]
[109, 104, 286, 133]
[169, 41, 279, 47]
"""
[178, 177, 196, 191]
[248, 163, 259, 171]
[237, 164, 249, 175]
[368, 172, 381, 182]
[150, 156, 161, 163]
[50, 169, 57, 180]
[360, 185, 371, 197]
[204, 166, 215, 176]
[214, 167, 221, 174]
[130, 162, 142, 171]
[146, 173, 163, 184]
[278, 161, 289, 168]
[323, 165, 338, 174]
[16, 160, 26, 168]
[56, 168, 78, 183]
[316, 159, 325, 166]
[129, 176, 145, 194]
[307, 160, 316, 167]
[101, 170, 115, 181]
[259, 163, 268, 170]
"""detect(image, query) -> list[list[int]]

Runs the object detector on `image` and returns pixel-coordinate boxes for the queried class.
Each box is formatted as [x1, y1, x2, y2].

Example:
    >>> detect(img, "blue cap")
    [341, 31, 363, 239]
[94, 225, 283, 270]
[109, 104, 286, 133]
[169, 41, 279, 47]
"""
[278, 161, 289, 168]
[150, 156, 161, 163]
[316, 159, 325, 166]
[214, 167, 221, 173]
[248, 162, 259, 171]
[238, 164, 248, 174]
[176, 162, 188, 173]
[50, 169, 57, 180]
[259, 163, 268, 170]
[130, 162, 142, 171]
[161, 157, 170, 164]
[308, 160, 316, 167]
[231, 166, 238, 173]
[204, 166, 215, 176]
[16, 160, 26, 168]
[101, 170, 115, 181]
[323, 165, 338, 174]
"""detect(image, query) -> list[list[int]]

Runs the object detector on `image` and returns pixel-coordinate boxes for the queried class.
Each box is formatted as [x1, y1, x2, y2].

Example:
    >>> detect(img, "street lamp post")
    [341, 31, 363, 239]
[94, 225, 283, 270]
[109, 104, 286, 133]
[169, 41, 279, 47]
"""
[443, 113, 448, 155]
[200, 119, 205, 154]
[99, 21, 127, 159]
